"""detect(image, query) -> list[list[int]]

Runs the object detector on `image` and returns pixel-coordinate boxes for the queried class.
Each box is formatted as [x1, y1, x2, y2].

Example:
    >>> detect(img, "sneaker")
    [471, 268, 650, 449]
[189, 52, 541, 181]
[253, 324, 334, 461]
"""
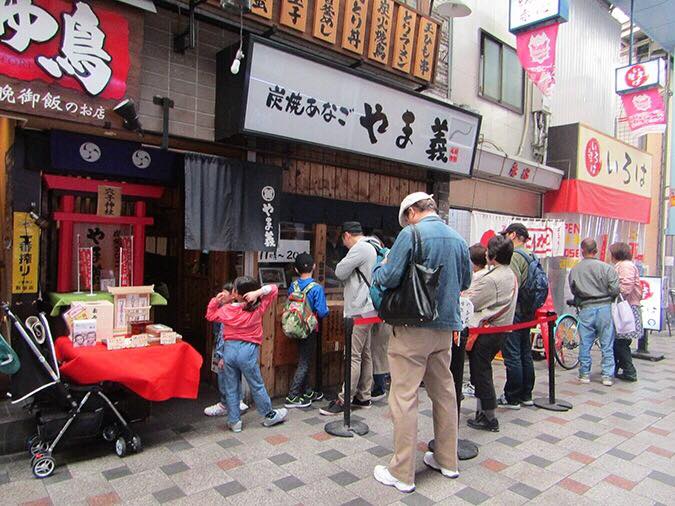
[462, 382, 475, 398]
[304, 390, 324, 402]
[373, 465, 415, 493]
[239, 401, 249, 413]
[497, 394, 521, 410]
[204, 402, 227, 417]
[319, 400, 344, 416]
[423, 451, 460, 478]
[262, 408, 288, 427]
[352, 398, 372, 409]
[578, 374, 591, 384]
[521, 398, 534, 407]
[285, 395, 311, 408]
[371, 388, 387, 402]
[601, 376, 614, 387]
[228, 420, 242, 433]
[467, 414, 500, 432]
[616, 373, 637, 382]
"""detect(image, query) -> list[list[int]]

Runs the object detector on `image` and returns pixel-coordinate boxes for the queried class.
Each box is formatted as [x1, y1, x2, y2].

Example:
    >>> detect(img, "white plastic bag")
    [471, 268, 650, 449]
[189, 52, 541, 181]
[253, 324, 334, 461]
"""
[612, 295, 636, 334]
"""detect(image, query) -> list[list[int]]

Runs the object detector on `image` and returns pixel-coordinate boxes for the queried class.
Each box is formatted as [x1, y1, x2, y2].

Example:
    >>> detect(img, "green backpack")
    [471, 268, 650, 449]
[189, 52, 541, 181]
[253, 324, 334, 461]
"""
[281, 281, 319, 340]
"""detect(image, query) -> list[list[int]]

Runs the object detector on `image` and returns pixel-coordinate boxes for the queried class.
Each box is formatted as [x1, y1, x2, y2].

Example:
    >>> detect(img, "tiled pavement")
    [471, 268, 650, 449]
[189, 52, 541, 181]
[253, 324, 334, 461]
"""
[1, 334, 674, 505]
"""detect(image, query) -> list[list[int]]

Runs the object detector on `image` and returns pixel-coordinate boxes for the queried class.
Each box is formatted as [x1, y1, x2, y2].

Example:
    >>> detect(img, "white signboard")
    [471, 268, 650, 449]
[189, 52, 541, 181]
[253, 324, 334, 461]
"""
[615, 59, 667, 94]
[640, 276, 662, 331]
[509, 0, 568, 33]
[470, 211, 565, 258]
[242, 41, 481, 175]
[258, 239, 310, 264]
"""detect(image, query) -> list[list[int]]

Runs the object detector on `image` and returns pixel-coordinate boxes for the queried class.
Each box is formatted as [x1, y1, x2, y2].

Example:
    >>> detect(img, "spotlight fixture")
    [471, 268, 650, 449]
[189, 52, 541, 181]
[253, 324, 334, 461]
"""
[28, 204, 49, 230]
[230, 6, 245, 75]
[231, 49, 244, 74]
[113, 98, 142, 132]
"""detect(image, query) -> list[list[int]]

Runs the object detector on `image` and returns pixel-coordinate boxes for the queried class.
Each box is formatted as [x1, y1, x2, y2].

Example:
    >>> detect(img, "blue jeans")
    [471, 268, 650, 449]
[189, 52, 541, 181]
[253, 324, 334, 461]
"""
[578, 304, 615, 377]
[222, 340, 272, 425]
[502, 328, 535, 404]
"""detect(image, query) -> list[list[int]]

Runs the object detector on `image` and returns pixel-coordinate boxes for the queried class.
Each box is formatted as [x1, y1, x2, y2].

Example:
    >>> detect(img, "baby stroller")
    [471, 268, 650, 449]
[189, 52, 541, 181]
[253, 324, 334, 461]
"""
[1, 302, 144, 479]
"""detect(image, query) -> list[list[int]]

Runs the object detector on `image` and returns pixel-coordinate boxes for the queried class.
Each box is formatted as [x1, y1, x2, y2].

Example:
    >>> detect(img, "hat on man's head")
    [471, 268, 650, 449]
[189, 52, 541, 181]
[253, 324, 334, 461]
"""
[341, 221, 363, 235]
[500, 223, 530, 241]
[294, 253, 314, 272]
[398, 192, 435, 228]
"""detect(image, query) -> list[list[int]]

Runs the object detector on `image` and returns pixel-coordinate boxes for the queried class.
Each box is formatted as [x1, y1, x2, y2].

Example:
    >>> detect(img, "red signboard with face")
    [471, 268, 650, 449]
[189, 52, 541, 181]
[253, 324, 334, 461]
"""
[0, 0, 130, 99]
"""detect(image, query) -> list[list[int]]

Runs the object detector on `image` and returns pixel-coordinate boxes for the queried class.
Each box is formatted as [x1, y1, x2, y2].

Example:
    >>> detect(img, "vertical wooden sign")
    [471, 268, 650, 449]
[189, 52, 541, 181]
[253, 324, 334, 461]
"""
[313, 0, 342, 43]
[250, 0, 274, 19]
[413, 18, 438, 81]
[280, 0, 309, 32]
[342, 0, 369, 55]
[392, 6, 417, 73]
[367, 0, 394, 64]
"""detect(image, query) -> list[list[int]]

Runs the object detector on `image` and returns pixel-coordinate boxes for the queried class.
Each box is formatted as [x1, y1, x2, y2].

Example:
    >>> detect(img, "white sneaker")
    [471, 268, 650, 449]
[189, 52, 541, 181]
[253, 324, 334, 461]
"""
[578, 375, 591, 384]
[602, 376, 614, 387]
[423, 452, 460, 479]
[204, 402, 227, 417]
[373, 465, 415, 493]
[262, 408, 288, 427]
[240, 401, 249, 413]
[229, 420, 242, 433]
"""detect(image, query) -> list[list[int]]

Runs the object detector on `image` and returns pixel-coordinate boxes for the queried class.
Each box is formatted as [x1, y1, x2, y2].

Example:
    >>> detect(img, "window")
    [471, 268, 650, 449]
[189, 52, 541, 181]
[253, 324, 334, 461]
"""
[479, 30, 524, 113]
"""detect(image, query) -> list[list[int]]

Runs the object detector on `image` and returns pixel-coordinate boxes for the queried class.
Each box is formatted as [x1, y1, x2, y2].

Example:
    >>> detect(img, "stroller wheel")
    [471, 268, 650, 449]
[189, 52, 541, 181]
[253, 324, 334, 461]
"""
[130, 434, 142, 453]
[115, 436, 128, 457]
[28, 437, 48, 457]
[102, 425, 119, 442]
[32, 455, 55, 479]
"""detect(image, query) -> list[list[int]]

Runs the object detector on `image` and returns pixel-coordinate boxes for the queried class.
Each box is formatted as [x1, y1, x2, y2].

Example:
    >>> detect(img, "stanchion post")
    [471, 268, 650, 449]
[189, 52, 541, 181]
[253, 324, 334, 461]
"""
[325, 318, 368, 437]
[632, 329, 665, 361]
[315, 319, 323, 394]
[534, 315, 572, 412]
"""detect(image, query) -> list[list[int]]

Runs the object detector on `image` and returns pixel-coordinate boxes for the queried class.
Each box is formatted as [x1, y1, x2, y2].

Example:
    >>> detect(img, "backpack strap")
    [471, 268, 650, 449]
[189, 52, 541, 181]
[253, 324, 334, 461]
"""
[301, 281, 317, 295]
[355, 268, 371, 288]
[514, 249, 535, 264]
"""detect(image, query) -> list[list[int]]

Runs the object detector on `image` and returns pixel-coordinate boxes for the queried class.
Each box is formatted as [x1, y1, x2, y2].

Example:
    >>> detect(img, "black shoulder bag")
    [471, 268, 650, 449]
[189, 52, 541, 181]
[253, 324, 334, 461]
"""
[378, 225, 443, 326]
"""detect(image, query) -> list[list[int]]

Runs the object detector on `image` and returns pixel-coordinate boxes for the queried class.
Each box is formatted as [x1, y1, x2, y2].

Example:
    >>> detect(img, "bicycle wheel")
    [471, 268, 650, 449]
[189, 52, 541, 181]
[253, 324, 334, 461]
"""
[554, 314, 581, 370]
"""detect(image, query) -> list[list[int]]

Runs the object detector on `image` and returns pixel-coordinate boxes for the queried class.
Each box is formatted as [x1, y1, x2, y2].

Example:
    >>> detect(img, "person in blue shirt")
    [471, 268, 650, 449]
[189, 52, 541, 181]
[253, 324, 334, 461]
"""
[285, 253, 330, 408]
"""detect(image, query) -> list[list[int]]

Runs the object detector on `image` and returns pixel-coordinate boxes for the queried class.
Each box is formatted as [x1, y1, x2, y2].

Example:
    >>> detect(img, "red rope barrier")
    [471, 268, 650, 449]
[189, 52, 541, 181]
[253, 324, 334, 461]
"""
[353, 314, 558, 331]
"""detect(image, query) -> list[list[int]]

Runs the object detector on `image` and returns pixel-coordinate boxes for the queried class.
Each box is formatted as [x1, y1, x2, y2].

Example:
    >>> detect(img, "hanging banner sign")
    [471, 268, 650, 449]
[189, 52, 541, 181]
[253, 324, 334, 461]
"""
[119, 236, 133, 286]
[12, 212, 40, 294]
[78, 247, 93, 291]
[516, 22, 560, 97]
[615, 59, 667, 95]
[470, 211, 565, 258]
[620, 88, 667, 137]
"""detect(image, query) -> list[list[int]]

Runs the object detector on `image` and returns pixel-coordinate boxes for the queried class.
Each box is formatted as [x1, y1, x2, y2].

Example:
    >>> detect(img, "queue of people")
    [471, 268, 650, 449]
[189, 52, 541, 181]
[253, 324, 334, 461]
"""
[200, 191, 644, 494]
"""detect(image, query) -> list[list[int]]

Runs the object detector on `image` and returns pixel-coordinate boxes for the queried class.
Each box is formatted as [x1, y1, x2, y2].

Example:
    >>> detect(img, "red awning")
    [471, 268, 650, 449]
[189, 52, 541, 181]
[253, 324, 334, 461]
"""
[544, 179, 651, 224]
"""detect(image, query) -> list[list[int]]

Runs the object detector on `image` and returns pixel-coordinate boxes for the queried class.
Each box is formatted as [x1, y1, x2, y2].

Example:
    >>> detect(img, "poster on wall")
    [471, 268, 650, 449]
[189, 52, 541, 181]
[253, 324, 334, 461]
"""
[11, 212, 40, 294]
[470, 211, 565, 258]
[640, 276, 662, 331]
[258, 240, 310, 263]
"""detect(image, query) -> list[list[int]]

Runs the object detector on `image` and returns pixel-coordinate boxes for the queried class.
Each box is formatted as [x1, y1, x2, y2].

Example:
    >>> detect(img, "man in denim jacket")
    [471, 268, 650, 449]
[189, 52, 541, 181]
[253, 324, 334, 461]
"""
[371, 192, 472, 493]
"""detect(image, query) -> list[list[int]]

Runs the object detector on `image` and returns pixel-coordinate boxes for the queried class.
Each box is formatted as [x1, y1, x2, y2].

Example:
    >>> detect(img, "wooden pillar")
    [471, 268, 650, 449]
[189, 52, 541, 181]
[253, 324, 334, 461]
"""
[133, 201, 146, 285]
[57, 195, 75, 292]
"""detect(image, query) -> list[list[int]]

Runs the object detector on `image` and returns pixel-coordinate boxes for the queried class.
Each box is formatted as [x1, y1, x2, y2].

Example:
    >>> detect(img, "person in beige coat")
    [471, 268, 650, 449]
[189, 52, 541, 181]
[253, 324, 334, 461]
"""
[466, 236, 518, 432]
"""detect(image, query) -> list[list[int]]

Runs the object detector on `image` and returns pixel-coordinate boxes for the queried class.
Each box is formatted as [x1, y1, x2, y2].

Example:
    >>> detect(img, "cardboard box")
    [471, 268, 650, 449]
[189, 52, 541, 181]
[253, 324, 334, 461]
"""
[72, 319, 97, 347]
[146, 324, 172, 337]
[77, 300, 114, 342]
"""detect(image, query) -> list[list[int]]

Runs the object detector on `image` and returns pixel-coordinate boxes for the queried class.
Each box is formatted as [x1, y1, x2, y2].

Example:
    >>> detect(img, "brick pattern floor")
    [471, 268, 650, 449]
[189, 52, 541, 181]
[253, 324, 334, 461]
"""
[1, 335, 674, 505]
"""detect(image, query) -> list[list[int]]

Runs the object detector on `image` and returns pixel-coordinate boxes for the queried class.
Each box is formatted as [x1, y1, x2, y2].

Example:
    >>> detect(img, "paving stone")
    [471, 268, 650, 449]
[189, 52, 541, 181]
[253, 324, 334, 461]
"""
[0, 471, 9, 485]
[214, 480, 246, 499]
[579, 414, 602, 423]
[303, 416, 326, 426]
[401, 492, 435, 505]
[217, 438, 243, 450]
[273, 475, 305, 492]
[612, 412, 635, 421]
[509, 483, 541, 499]
[319, 449, 347, 462]
[589, 389, 607, 395]
[174, 424, 194, 434]
[606, 448, 637, 461]
[152, 485, 186, 503]
[510, 418, 533, 427]
[341, 499, 373, 506]
[496, 436, 522, 447]
[524, 455, 552, 468]
[43, 467, 72, 485]
[165, 438, 194, 452]
[366, 445, 392, 457]
[575, 430, 599, 441]
[535, 434, 561, 444]
[269, 452, 297, 466]
[455, 486, 491, 505]
[329, 470, 360, 486]
[644, 410, 665, 417]
[648, 470, 675, 487]
[160, 461, 189, 476]
[101, 465, 132, 481]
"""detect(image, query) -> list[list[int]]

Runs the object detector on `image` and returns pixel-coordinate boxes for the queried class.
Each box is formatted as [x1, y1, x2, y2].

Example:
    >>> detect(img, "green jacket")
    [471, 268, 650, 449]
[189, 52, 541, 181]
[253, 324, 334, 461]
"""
[510, 246, 531, 288]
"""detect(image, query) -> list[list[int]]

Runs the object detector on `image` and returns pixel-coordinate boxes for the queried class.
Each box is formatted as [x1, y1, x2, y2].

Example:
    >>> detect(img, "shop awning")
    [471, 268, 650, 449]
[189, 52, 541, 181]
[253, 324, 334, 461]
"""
[113, 0, 157, 13]
[473, 146, 564, 192]
[544, 179, 651, 224]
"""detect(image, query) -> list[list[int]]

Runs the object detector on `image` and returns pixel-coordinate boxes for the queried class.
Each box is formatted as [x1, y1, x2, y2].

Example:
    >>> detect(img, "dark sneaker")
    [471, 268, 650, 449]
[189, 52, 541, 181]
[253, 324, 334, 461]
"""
[497, 394, 521, 410]
[521, 398, 534, 407]
[285, 395, 311, 408]
[304, 390, 324, 402]
[371, 388, 387, 402]
[319, 400, 344, 416]
[352, 398, 372, 409]
[616, 373, 637, 382]
[467, 414, 499, 432]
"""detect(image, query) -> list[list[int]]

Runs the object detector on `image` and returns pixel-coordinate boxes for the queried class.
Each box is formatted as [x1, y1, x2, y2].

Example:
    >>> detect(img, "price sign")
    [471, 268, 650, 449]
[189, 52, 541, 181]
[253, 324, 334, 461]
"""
[258, 240, 310, 263]
[640, 276, 662, 331]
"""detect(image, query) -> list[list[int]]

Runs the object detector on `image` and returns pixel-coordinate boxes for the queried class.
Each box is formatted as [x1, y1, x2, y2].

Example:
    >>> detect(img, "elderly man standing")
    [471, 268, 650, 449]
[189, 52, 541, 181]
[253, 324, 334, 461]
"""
[371, 192, 472, 493]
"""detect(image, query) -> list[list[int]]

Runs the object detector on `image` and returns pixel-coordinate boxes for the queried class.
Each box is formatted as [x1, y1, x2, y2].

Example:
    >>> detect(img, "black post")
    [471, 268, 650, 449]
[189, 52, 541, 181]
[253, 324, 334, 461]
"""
[632, 329, 665, 361]
[534, 316, 572, 412]
[325, 318, 368, 437]
[315, 319, 324, 394]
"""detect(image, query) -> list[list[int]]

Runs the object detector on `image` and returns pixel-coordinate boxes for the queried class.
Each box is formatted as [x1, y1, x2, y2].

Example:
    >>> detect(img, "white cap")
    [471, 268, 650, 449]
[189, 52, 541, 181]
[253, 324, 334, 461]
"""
[398, 192, 435, 228]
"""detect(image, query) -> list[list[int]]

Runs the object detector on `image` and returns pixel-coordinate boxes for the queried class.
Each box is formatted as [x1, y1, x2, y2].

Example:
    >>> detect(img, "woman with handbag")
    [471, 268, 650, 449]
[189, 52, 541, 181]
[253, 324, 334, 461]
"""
[465, 236, 518, 432]
[609, 242, 641, 382]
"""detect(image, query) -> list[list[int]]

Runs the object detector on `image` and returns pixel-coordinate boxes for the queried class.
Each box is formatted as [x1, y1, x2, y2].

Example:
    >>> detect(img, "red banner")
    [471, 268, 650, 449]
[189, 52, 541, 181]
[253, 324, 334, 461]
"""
[620, 88, 667, 137]
[78, 247, 92, 290]
[0, 0, 130, 99]
[119, 236, 133, 287]
[516, 23, 559, 97]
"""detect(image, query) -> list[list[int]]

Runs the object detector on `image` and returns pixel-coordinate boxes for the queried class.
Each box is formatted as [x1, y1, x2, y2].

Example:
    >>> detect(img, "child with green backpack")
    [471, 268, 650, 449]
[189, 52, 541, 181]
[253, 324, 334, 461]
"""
[283, 253, 329, 408]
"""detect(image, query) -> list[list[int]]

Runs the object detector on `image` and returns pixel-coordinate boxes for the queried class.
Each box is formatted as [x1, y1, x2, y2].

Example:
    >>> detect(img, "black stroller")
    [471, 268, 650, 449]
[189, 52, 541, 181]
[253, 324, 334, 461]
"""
[1, 302, 145, 479]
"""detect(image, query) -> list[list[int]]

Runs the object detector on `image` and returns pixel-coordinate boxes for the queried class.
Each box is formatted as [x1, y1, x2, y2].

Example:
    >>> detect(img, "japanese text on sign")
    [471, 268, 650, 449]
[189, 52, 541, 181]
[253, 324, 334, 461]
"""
[314, 0, 341, 43]
[243, 41, 480, 174]
[251, 0, 274, 20]
[342, 0, 369, 55]
[261, 186, 277, 248]
[393, 6, 416, 73]
[0, 83, 107, 119]
[0, 0, 130, 99]
[12, 212, 40, 294]
[368, 0, 394, 64]
[413, 18, 437, 80]
[281, 0, 308, 32]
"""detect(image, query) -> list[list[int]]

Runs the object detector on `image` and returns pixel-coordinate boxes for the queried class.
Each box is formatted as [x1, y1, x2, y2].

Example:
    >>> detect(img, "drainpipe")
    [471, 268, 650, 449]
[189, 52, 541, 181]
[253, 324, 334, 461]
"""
[447, 18, 454, 100]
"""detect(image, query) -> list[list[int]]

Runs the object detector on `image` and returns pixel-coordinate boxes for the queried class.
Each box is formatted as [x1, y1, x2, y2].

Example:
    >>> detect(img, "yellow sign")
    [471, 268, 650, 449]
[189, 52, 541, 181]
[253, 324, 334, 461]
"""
[576, 125, 652, 198]
[12, 212, 40, 294]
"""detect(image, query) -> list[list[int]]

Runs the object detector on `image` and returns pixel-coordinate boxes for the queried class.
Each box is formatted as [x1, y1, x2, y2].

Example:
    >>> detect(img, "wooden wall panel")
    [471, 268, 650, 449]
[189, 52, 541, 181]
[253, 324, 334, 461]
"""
[310, 163, 324, 195]
[369, 172, 380, 204]
[323, 165, 336, 198]
[335, 166, 349, 200]
[357, 171, 370, 201]
[296, 160, 311, 193]
[389, 177, 402, 206]
[379, 175, 391, 205]
[347, 169, 360, 198]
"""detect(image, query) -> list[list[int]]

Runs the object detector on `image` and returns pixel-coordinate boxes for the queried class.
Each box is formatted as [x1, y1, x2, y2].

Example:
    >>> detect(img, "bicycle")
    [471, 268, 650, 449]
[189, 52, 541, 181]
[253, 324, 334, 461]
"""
[553, 299, 600, 370]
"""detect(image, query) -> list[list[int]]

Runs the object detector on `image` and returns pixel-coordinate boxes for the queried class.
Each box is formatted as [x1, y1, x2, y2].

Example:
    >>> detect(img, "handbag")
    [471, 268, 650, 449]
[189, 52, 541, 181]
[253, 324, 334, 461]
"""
[612, 294, 636, 334]
[378, 225, 443, 325]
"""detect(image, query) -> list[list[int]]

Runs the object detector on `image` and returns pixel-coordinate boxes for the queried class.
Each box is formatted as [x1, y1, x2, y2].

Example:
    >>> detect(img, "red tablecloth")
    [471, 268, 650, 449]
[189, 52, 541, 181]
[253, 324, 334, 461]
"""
[55, 337, 203, 401]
